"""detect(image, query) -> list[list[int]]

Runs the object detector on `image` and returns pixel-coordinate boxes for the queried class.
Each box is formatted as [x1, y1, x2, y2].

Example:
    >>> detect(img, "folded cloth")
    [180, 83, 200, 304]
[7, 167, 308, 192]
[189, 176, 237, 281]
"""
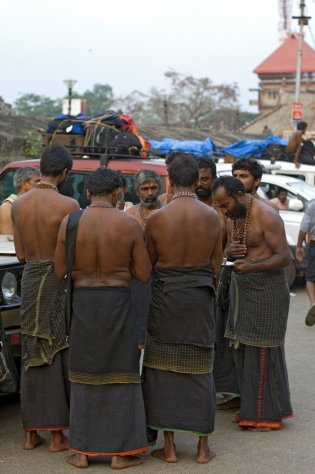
[21, 260, 67, 370]
[69, 287, 140, 385]
[148, 266, 215, 348]
[226, 269, 290, 347]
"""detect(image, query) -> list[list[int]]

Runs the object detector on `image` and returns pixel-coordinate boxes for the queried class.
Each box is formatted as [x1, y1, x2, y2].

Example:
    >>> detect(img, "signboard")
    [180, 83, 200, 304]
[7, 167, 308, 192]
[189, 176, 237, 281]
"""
[291, 102, 303, 121]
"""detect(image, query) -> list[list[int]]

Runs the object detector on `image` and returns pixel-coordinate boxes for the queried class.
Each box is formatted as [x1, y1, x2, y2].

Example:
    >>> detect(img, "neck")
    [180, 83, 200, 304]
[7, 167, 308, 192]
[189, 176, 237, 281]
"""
[173, 185, 196, 194]
[91, 195, 113, 205]
[40, 175, 60, 187]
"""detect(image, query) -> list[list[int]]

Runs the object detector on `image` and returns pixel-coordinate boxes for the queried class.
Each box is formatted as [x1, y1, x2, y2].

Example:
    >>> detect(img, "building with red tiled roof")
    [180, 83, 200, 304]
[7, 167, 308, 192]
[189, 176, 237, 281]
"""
[252, 34, 315, 114]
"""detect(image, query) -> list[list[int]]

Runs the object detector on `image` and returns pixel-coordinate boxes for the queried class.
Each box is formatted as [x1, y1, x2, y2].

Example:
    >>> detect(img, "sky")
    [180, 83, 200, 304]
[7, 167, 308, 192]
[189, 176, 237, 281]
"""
[1, 0, 315, 113]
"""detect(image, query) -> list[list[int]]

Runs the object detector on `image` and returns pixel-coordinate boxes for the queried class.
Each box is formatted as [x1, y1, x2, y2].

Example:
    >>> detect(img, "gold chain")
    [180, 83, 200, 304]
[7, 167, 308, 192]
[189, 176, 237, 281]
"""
[231, 195, 254, 244]
[34, 181, 58, 192]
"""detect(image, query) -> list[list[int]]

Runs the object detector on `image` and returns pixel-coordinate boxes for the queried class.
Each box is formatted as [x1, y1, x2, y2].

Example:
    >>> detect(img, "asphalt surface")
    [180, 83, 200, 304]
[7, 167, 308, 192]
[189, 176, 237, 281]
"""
[1, 284, 315, 474]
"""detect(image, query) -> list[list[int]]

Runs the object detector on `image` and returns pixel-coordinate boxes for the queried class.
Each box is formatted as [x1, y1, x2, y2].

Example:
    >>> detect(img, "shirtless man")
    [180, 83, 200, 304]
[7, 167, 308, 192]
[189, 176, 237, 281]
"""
[126, 170, 161, 230]
[212, 176, 294, 431]
[142, 155, 222, 464]
[0, 167, 40, 235]
[55, 167, 151, 469]
[12, 145, 79, 451]
[287, 121, 315, 168]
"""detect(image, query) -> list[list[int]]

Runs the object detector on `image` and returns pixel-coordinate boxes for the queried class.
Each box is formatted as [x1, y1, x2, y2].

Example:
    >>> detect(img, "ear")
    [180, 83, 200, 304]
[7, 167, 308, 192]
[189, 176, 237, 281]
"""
[254, 177, 261, 188]
[86, 190, 91, 201]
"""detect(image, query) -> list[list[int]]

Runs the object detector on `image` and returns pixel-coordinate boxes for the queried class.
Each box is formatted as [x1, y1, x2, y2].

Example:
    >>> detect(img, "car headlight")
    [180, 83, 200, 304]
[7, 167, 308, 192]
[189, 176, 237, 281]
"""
[2, 272, 18, 303]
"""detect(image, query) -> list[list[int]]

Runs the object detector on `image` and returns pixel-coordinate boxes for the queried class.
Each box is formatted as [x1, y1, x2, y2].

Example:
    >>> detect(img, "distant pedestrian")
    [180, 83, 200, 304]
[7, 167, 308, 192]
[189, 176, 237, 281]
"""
[296, 199, 315, 326]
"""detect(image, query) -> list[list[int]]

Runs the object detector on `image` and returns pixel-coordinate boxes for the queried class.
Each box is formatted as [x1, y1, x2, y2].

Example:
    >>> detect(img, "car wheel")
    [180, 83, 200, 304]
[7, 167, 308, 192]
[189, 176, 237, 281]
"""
[285, 259, 297, 288]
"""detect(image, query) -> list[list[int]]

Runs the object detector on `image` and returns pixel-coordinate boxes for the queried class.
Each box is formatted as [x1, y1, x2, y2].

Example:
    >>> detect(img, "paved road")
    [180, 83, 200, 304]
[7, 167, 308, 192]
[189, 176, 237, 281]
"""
[1, 284, 315, 474]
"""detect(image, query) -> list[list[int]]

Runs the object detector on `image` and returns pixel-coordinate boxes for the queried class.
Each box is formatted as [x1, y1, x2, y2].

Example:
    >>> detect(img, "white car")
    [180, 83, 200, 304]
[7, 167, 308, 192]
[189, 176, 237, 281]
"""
[216, 164, 309, 286]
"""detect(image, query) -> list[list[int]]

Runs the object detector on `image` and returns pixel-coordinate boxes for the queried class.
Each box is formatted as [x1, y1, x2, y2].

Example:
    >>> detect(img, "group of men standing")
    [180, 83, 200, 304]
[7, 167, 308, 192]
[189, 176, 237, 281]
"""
[11, 144, 294, 469]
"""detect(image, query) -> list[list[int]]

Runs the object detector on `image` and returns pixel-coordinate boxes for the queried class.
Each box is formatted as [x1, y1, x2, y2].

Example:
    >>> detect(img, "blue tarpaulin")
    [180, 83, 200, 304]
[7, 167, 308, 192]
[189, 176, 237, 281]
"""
[149, 137, 216, 157]
[220, 135, 288, 158]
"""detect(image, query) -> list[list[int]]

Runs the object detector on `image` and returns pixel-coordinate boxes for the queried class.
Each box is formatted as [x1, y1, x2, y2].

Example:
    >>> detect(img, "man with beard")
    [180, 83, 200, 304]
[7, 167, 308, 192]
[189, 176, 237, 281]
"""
[212, 176, 294, 431]
[143, 155, 222, 464]
[232, 158, 278, 211]
[126, 170, 161, 230]
[12, 145, 79, 451]
[195, 156, 239, 410]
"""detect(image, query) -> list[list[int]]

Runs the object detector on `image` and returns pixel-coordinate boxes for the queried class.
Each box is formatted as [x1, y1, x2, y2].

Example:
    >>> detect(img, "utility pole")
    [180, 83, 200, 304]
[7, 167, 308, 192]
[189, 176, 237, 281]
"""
[292, 0, 311, 102]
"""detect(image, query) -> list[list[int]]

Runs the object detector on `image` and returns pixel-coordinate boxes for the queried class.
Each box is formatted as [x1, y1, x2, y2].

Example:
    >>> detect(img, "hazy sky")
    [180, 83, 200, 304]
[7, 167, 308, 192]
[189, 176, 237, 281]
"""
[1, 0, 315, 112]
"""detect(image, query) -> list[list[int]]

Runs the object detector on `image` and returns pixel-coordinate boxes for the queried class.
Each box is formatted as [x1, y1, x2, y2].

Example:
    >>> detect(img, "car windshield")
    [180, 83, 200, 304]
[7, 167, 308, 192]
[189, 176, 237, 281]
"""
[287, 181, 315, 200]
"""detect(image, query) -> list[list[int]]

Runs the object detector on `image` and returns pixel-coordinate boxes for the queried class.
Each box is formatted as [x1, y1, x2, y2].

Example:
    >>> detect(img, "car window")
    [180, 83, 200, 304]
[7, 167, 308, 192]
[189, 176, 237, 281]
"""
[287, 181, 315, 200]
[260, 182, 300, 203]
[0, 170, 16, 203]
[0, 168, 166, 207]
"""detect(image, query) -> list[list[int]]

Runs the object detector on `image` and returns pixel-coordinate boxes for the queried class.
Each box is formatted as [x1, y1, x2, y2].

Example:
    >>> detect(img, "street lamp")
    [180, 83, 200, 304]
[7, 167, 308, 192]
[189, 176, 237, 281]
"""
[63, 79, 77, 115]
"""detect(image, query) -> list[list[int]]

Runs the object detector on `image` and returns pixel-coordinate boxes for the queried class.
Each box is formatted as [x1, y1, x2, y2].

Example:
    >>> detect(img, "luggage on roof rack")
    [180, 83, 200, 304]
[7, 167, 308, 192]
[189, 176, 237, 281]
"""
[41, 110, 150, 161]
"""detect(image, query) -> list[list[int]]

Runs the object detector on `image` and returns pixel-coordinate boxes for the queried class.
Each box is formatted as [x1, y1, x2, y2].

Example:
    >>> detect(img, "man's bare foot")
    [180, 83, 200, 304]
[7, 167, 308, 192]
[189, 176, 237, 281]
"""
[66, 454, 88, 468]
[151, 448, 177, 463]
[216, 397, 241, 410]
[195, 437, 215, 464]
[23, 431, 46, 450]
[232, 411, 240, 423]
[49, 432, 69, 452]
[111, 455, 143, 470]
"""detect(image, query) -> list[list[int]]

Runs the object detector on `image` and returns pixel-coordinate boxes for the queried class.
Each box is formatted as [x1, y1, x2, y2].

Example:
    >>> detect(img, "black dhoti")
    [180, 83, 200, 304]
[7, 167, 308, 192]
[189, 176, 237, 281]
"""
[143, 266, 216, 437]
[68, 287, 147, 456]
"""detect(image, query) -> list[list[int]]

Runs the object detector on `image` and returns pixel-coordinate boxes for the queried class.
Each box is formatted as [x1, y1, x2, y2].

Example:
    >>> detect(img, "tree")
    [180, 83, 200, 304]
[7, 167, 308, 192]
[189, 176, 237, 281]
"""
[14, 93, 61, 117]
[115, 70, 240, 130]
[82, 83, 114, 115]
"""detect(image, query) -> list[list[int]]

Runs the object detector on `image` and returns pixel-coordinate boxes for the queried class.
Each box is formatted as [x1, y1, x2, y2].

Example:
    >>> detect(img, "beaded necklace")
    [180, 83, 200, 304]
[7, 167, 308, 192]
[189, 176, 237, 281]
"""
[171, 191, 197, 200]
[34, 181, 58, 192]
[231, 195, 254, 244]
[89, 201, 114, 209]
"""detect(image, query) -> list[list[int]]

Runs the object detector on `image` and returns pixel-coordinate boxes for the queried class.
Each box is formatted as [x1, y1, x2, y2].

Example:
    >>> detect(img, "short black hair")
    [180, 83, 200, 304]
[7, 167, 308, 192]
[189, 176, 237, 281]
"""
[297, 121, 307, 131]
[212, 175, 245, 197]
[165, 152, 196, 167]
[195, 156, 217, 177]
[40, 145, 73, 177]
[232, 157, 263, 180]
[87, 168, 122, 196]
[168, 155, 199, 187]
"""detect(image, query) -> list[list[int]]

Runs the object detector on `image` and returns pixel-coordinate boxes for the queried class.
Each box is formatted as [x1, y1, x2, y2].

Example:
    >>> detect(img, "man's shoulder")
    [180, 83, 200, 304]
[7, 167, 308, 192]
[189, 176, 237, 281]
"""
[125, 204, 139, 216]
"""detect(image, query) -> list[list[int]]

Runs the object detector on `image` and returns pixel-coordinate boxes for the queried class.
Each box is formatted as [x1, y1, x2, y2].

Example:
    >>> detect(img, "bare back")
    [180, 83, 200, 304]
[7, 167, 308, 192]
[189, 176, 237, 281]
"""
[12, 188, 79, 262]
[287, 131, 302, 153]
[55, 208, 151, 287]
[145, 198, 222, 275]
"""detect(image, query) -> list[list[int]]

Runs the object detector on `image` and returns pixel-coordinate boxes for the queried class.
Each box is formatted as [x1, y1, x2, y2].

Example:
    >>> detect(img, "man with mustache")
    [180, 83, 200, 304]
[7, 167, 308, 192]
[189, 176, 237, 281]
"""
[212, 176, 294, 431]
[126, 170, 161, 230]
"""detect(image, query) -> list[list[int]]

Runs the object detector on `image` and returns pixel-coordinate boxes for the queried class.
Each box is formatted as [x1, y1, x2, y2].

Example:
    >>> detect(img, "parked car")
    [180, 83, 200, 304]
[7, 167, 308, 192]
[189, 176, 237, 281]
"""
[258, 160, 315, 187]
[0, 237, 24, 395]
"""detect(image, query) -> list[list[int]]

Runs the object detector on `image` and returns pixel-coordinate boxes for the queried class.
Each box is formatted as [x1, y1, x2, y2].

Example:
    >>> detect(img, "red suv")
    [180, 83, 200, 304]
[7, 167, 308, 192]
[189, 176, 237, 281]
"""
[0, 157, 168, 207]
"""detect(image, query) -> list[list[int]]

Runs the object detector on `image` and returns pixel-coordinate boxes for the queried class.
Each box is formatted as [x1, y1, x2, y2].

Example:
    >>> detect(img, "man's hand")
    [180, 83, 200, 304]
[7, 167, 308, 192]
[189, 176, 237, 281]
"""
[233, 259, 252, 274]
[295, 246, 304, 262]
[294, 160, 301, 169]
[226, 240, 247, 259]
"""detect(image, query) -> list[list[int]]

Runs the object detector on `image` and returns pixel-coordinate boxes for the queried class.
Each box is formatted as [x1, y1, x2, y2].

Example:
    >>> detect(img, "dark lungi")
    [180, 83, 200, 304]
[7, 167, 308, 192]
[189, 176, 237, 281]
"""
[20, 260, 69, 431]
[213, 266, 239, 397]
[143, 266, 216, 436]
[226, 269, 293, 428]
[69, 287, 147, 456]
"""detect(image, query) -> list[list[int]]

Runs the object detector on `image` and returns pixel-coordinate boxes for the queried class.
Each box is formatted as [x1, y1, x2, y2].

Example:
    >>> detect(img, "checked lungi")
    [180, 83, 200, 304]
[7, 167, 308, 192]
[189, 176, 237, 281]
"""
[20, 260, 69, 431]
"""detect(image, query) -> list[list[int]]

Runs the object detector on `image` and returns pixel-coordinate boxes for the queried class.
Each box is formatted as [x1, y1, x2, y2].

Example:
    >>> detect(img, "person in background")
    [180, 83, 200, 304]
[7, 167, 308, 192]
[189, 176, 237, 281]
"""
[269, 189, 289, 211]
[0, 167, 40, 235]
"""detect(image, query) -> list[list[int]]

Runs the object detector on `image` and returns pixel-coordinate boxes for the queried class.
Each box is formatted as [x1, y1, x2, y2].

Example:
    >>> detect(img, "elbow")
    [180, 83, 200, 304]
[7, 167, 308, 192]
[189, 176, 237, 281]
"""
[136, 270, 151, 283]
